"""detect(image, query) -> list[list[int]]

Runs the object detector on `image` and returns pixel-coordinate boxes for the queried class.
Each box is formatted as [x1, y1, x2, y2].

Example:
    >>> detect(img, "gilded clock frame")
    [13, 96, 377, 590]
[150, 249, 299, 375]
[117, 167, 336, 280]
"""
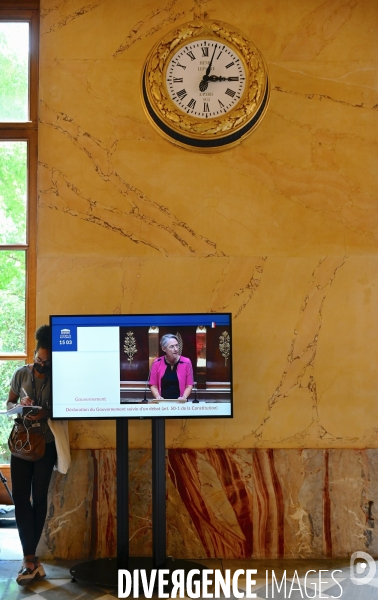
[141, 20, 270, 151]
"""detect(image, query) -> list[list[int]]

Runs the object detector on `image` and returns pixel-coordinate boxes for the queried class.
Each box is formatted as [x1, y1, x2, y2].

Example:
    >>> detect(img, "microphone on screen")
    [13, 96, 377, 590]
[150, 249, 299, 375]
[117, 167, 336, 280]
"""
[192, 385, 199, 403]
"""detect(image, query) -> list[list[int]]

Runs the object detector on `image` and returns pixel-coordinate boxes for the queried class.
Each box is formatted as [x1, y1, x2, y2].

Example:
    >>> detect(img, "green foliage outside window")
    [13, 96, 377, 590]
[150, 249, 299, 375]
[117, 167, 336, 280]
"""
[0, 23, 28, 121]
[0, 250, 26, 355]
[0, 249, 26, 464]
[0, 23, 29, 463]
[0, 142, 27, 244]
[0, 361, 24, 463]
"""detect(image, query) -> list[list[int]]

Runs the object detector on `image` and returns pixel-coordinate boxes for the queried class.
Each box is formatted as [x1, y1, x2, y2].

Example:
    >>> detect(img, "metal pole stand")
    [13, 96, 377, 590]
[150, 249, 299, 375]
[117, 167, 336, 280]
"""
[0, 469, 13, 502]
[70, 418, 206, 588]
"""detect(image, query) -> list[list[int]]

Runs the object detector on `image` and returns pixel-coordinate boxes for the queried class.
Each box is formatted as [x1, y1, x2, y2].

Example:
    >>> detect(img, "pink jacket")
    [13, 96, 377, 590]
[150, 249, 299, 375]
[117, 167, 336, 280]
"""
[149, 356, 194, 397]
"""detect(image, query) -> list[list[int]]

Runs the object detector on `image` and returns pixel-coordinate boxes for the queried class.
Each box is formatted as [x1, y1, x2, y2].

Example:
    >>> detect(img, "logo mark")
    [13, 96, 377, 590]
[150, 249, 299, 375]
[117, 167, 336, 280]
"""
[350, 551, 376, 585]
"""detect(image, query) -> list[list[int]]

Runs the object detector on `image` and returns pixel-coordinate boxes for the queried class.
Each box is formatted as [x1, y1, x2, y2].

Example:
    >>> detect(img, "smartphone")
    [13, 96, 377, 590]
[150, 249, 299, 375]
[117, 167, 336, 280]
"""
[22, 406, 40, 416]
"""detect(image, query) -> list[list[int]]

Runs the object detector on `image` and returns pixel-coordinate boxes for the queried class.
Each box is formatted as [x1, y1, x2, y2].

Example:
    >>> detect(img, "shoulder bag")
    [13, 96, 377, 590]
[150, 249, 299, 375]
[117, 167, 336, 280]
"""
[8, 367, 50, 461]
[8, 418, 47, 462]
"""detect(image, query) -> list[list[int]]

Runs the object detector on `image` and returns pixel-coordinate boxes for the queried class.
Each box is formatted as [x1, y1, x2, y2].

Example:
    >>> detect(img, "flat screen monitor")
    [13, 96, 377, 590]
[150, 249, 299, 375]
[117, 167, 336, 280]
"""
[50, 313, 233, 419]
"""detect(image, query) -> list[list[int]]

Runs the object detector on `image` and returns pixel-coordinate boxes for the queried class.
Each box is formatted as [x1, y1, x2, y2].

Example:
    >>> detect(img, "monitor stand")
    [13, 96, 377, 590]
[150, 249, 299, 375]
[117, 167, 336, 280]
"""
[70, 418, 206, 588]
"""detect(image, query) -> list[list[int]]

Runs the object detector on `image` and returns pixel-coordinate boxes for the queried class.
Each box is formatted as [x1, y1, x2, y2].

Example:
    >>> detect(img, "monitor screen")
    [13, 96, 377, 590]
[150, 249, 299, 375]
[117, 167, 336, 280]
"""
[50, 313, 233, 419]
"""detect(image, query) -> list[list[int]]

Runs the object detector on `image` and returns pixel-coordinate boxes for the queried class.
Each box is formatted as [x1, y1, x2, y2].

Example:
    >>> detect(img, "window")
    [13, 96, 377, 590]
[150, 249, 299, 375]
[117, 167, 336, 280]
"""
[0, 5, 39, 462]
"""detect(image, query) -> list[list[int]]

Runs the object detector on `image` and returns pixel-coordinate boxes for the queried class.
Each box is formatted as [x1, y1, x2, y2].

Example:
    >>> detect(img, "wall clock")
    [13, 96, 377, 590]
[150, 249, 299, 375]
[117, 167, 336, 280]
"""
[141, 20, 270, 152]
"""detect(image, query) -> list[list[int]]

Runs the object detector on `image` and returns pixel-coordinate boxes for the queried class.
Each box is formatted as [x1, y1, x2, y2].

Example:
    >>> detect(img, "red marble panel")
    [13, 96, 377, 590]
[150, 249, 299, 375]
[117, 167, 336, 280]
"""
[323, 449, 332, 557]
[167, 448, 253, 559]
[129, 449, 152, 557]
[252, 449, 284, 558]
[38, 448, 378, 561]
[90, 449, 117, 558]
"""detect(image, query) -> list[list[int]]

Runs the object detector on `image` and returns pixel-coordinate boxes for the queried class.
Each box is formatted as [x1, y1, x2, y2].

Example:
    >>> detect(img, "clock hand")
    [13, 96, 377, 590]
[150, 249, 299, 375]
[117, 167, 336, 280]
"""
[207, 75, 238, 82]
[199, 44, 217, 91]
[205, 44, 217, 77]
[199, 74, 237, 90]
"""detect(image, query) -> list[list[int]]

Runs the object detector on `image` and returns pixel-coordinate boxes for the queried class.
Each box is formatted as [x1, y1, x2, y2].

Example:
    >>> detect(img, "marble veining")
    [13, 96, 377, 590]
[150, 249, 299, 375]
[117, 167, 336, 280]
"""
[41, 0, 108, 34]
[39, 102, 225, 258]
[233, 256, 348, 448]
[112, 0, 190, 57]
[280, 0, 360, 61]
[129, 449, 153, 556]
[273, 85, 377, 111]
[210, 257, 267, 318]
[37, 448, 378, 560]
[37, 0, 378, 451]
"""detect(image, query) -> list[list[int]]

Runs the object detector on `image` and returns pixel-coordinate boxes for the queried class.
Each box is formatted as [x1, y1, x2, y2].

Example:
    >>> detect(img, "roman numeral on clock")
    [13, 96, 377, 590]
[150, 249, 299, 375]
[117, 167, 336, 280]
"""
[177, 89, 187, 100]
[202, 47, 209, 57]
[203, 102, 210, 112]
[225, 88, 236, 97]
[187, 98, 196, 109]
[186, 51, 196, 61]
[173, 77, 183, 83]
[225, 61, 235, 69]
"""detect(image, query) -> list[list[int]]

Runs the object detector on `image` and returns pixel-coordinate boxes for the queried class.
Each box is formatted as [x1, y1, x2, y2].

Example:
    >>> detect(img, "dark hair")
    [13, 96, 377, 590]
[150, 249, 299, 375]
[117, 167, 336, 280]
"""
[35, 324, 51, 351]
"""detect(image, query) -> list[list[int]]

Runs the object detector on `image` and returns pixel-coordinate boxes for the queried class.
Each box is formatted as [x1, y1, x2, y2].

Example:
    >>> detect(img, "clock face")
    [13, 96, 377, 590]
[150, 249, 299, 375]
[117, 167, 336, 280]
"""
[166, 40, 246, 119]
[141, 20, 270, 152]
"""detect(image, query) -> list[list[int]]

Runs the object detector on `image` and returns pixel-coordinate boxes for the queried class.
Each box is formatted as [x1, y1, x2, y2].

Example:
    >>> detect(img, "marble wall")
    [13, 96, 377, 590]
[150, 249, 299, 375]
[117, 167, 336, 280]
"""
[38, 448, 378, 559]
[34, 0, 378, 561]
[37, 0, 378, 451]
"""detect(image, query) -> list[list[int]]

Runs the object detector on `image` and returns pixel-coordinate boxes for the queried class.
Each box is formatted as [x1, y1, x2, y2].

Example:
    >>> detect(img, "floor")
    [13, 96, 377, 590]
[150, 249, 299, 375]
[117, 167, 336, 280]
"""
[1, 525, 378, 599]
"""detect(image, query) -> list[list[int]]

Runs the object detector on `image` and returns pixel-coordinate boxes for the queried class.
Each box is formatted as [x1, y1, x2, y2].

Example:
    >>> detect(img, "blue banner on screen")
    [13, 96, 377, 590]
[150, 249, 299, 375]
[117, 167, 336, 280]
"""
[50, 313, 233, 420]
[52, 325, 77, 351]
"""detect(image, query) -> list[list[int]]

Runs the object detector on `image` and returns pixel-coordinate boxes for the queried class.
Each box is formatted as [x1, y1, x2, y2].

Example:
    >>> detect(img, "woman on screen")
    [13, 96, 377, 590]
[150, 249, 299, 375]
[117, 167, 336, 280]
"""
[149, 334, 194, 401]
[5, 325, 69, 586]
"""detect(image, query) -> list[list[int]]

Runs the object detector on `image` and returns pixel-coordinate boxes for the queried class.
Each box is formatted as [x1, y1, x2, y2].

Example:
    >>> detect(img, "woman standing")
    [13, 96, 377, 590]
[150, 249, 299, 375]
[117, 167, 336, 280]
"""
[6, 325, 56, 585]
[149, 333, 194, 401]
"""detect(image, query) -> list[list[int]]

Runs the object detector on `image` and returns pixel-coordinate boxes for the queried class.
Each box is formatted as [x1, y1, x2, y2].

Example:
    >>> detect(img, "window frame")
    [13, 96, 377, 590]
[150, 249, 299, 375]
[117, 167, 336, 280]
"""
[0, 5, 39, 364]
